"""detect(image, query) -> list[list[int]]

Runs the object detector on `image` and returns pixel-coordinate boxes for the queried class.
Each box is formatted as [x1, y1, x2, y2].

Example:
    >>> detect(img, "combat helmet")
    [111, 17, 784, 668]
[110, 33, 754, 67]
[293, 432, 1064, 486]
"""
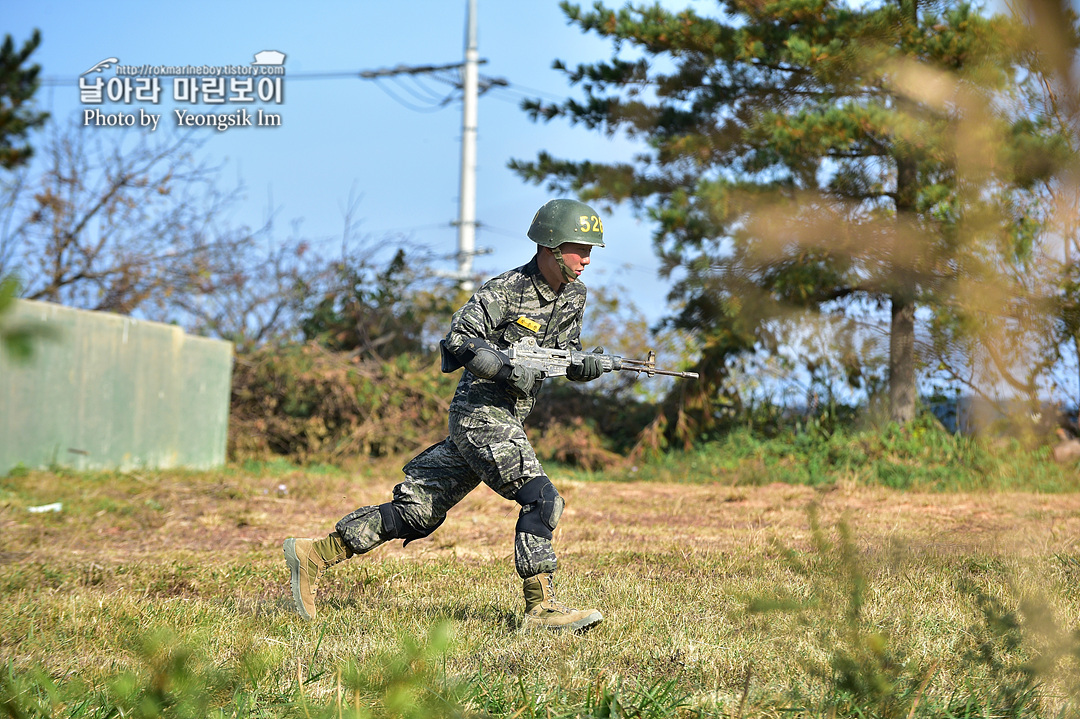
[527, 199, 605, 249]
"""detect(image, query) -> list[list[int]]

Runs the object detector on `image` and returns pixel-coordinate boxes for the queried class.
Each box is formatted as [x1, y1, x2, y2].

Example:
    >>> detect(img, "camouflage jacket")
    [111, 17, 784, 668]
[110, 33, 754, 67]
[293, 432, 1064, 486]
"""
[443, 255, 587, 423]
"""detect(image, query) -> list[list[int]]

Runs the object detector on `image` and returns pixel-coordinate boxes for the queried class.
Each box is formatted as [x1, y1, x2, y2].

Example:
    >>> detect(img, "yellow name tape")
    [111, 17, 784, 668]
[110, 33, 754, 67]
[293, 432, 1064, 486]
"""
[515, 316, 541, 333]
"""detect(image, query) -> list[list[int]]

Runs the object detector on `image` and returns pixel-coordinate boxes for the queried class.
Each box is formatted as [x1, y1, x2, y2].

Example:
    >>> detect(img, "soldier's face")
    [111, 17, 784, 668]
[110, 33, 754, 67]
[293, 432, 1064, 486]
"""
[558, 243, 593, 280]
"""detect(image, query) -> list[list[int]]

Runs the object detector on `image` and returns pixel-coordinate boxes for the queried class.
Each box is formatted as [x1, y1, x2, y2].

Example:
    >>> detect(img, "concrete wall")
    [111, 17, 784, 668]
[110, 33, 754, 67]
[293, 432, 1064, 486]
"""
[0, 300, 232, 473]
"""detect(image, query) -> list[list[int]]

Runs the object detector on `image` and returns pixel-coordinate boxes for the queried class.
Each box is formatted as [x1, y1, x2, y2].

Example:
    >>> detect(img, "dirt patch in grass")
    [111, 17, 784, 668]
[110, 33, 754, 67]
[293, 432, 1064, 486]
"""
[7, 469, 1076, 570]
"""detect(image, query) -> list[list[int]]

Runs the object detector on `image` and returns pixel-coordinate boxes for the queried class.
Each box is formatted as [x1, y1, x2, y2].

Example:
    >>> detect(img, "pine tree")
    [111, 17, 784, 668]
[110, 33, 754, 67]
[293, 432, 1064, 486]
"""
[0, 29, 49, 171]
[512, 0, 1073, 428]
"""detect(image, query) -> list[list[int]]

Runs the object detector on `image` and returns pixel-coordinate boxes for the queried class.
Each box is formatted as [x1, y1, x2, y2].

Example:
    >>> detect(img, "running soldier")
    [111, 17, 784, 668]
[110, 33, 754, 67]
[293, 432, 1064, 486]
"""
[283, 199, 608, 632]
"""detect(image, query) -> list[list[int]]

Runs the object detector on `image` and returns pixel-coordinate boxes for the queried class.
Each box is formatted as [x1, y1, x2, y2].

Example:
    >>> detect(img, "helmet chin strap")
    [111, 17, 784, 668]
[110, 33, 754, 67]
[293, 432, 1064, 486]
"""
[551, 245, 577, 283]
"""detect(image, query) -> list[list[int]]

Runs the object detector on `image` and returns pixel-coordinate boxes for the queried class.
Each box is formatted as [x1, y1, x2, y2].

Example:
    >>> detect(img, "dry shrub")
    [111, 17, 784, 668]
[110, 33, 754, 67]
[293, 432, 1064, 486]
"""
[530, 417, 626, 471]
[229, 343, 456, 463]
[627, 413, 669, 466]
[525, 380, 657, 456]
[230, 343, 659, 469]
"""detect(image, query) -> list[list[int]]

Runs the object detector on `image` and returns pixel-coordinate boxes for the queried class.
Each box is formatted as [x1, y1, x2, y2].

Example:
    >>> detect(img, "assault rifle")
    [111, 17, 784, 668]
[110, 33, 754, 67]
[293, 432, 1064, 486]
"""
[506, 336, 699, 380]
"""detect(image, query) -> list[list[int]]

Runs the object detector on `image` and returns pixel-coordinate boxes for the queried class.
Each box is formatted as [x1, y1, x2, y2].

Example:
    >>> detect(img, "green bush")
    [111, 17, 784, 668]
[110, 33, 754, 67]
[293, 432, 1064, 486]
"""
[616, 412, 1080, 492]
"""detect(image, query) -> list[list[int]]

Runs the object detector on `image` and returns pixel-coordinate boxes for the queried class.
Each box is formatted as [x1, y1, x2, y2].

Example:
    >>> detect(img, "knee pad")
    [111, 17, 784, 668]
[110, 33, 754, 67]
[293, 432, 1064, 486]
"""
[378, 502, 445, 547]
[514, 476, 564, 541]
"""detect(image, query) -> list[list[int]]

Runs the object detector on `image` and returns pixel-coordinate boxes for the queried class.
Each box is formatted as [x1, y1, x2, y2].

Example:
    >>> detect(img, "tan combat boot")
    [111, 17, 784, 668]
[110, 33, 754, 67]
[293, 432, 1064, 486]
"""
[283, 532, 352, 621]
[523, 572, 603, 632]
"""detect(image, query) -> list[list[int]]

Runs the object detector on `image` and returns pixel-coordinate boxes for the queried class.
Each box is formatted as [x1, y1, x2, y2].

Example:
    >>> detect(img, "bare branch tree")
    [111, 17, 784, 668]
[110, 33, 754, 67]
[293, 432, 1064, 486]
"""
[1, 121, 247, 318]
[1, 120, 457, 353]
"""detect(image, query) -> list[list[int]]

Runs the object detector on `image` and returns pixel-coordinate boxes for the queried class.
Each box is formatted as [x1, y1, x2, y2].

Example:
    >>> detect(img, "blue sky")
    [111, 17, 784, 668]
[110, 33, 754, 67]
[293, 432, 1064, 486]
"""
[7, 1, 690, 324]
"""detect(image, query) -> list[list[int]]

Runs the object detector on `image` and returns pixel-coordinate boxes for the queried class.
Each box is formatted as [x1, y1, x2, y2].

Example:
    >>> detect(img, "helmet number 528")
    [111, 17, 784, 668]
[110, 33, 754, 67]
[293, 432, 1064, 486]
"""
[579, 215, 603, 233]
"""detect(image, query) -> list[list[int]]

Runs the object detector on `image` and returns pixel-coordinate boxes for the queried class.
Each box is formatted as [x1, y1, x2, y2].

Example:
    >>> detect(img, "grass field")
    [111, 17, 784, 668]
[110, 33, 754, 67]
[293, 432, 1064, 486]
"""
[3, 442, 1080, 717]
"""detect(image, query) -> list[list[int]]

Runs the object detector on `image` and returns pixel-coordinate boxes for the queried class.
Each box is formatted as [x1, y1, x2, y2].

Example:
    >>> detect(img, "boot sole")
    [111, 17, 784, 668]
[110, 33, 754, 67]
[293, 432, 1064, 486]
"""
[526, 610, 603, 633]
[569, 610, 603, 633]
[283, 538, 314, 621]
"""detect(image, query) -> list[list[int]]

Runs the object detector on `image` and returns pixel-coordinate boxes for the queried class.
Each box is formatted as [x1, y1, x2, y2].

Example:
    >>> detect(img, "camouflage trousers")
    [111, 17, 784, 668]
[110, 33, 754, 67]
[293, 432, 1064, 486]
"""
[336, 411, 558, 579]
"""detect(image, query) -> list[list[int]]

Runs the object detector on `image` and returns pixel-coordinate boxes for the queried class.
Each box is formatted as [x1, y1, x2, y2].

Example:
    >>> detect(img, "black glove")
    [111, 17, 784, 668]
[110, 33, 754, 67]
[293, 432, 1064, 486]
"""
[503, 365, 537, 398]
[568, 346, 605, 382]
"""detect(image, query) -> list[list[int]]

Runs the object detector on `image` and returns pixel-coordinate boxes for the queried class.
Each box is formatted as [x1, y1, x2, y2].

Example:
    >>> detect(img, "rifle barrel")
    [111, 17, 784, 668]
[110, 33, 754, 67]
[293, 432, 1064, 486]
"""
[639, 368, 699, 379]
[619, 359, 698, 379]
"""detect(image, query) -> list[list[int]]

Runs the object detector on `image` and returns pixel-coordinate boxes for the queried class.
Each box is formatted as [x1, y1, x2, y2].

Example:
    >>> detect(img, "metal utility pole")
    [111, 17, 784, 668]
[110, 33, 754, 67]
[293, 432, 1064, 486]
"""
[456, 0, 480, 292]
[356, 0, 502, 290]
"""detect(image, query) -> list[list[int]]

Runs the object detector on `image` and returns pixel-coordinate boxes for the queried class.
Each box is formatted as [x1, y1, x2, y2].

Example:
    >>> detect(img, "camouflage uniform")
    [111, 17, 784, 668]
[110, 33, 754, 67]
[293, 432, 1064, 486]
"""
[335, 254, 587, 578]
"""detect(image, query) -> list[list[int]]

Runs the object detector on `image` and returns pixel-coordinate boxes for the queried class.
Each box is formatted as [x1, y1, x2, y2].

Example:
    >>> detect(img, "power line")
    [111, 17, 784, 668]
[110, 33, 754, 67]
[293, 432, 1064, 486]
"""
[357, 60, 481, 79]
[404, 74, 455, 102]
[387, 74, 449, 105]
[477, 224, 520, 239]
[39, 66, 543, 105]
[372, 77, 449, 113]
[492, 81, 568, 103]
[36, 63, 487, 87]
